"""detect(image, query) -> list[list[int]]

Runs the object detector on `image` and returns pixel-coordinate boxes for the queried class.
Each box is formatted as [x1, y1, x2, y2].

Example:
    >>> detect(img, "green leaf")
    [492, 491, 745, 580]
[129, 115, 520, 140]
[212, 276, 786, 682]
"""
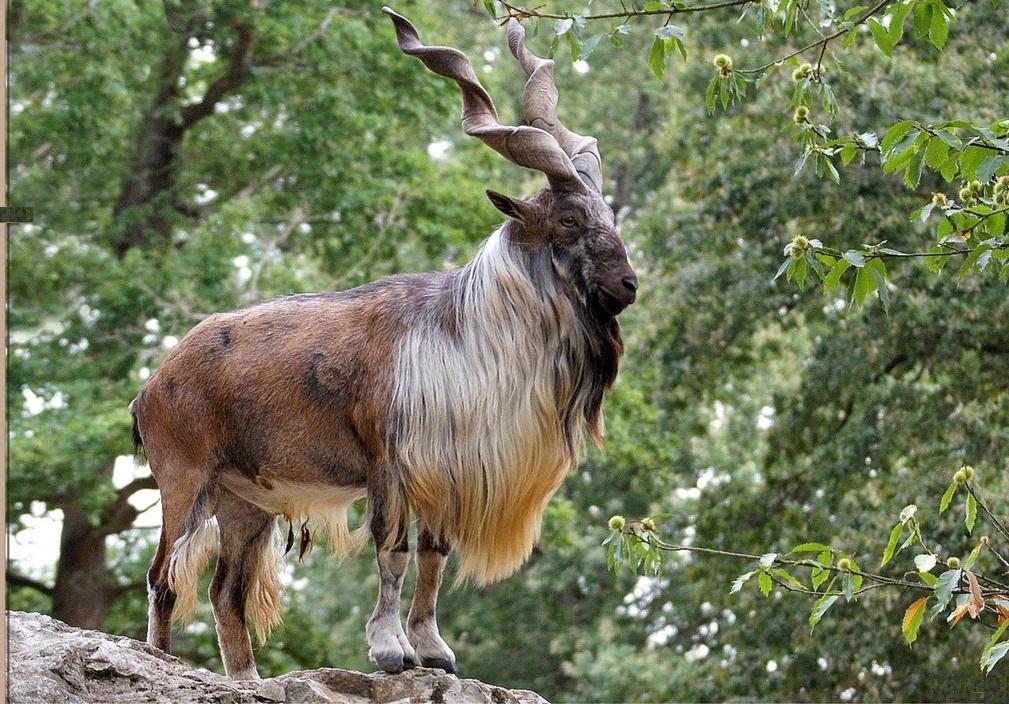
[882, 523, 903, 567]
[980, 619, 1009, 674]
[772, 568, 807, 590]
[654, 24, 684, 40]
[928, 3, 948, 49]
[902, 596, 928, 645]
[887, 0, 915, 47]
[648, 37, 666, 79]
[852, 265, 878, 306]
[823, 259, 851, 290]
[579, 34, 602, 60]
[965, 542, 983, 571]
[811, 549, 832, 590]
[705, 76, 718, 115]
[917, 571, 939, 587]
[868, 18, 894, 56]
[819, 154, 840, 184]
[978, 155, 1005, 183]
[790, 542, 832, 553]
[939, 480, 958, 512]
[913, 0, 933, 37]
[925, 245, 948, 273]
[840, 142, 858, 166]
[759, 570, 773, 596]
[965, 493, 977, 533]
[881, 120, 914, 153]
[868, 258, 889, 311]
[843, 250, 866, 267]
[772, 258, 792, 283]
[931, 568, 961, 619]
[809, 594, 840, 633]
[924, 136, 949, 169]
[794, 148, 812, 176]
[730, 569, 757, 593]
[904, 148, 925, 188]
[959, 145, 988, 179]
[842, 570, 859, 602]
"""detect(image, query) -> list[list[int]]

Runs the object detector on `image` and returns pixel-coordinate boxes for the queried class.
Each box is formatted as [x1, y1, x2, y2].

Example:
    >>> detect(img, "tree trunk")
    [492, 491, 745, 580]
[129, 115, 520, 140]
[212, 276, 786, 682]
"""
[51, 506, 110, 630]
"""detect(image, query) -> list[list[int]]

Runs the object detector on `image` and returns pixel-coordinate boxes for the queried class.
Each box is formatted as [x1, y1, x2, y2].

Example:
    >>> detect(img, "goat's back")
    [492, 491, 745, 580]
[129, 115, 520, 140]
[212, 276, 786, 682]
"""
[133, 273, 446, 492]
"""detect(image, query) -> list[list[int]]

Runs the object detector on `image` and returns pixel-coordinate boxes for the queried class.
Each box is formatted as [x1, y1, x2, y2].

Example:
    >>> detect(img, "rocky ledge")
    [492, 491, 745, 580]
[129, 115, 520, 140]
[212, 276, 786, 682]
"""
[7, 611, 548, 704]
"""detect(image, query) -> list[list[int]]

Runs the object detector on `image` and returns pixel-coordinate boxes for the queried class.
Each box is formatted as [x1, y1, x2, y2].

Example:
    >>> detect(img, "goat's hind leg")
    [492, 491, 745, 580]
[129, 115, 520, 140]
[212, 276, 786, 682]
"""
[366, 488, 418, 673]
[146, 530, 177, 652]
[408, 529, 457, 673]
[211, 490, 282, 680]
[147, 464, 214, 653]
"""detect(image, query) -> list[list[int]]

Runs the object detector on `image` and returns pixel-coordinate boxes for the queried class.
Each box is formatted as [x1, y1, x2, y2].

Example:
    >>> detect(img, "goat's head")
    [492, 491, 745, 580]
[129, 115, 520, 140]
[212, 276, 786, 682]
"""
[384, 8, 638, 316]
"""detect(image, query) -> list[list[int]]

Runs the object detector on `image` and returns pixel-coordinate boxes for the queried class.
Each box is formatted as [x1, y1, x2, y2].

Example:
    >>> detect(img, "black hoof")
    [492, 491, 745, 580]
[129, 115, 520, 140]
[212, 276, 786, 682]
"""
[421, 657, 457, 675]
[372, 650, 405, 674]
[402, 653, 419, 669]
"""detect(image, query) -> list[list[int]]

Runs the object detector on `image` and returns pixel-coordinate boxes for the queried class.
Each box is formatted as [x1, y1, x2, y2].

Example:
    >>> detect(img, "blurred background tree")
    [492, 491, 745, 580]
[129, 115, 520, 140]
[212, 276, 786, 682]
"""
[8, 0, 1007, 701]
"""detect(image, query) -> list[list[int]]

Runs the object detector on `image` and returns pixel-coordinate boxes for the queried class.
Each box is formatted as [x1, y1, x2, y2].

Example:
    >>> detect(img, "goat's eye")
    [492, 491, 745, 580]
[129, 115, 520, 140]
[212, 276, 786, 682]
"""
[561, 217, 577, 227]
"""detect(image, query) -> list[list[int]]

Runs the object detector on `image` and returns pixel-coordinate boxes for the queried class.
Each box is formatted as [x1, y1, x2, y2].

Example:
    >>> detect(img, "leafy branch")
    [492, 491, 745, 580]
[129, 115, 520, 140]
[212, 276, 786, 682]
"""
[735, 0, 894, 75]
[495, 0, 757, 23]
[605, 467, 1009, 673]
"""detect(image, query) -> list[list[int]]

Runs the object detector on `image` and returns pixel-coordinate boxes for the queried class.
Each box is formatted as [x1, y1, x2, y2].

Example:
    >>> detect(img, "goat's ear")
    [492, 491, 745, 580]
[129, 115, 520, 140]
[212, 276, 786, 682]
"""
[486, 190, 533, 222]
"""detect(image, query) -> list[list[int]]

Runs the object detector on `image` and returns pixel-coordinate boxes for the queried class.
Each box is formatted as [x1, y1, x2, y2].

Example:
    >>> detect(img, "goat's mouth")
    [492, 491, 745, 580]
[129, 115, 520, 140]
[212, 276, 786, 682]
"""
[596, 286, 635, 315]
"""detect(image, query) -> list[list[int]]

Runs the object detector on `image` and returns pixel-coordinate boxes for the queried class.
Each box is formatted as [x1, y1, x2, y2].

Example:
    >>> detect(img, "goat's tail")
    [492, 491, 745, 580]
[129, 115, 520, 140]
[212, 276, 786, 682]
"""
[129, 397, 145, 462]
[167, 484, 218, 623]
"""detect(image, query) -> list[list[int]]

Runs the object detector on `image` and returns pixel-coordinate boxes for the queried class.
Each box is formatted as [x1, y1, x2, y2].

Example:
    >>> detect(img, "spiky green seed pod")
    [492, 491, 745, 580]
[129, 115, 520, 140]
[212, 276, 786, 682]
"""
[792, 63, 812, 81]
[787, 234, 810, 258]
[713, 54, 732, 70]
[947, 557, 961, 569]
[931, 193, 947, 207]
[608, 515, 626, 531]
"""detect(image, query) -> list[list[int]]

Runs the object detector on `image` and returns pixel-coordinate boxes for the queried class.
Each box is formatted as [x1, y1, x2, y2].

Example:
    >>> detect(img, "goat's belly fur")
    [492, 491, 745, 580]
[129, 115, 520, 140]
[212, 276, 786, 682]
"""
[220, 472, 369, 557]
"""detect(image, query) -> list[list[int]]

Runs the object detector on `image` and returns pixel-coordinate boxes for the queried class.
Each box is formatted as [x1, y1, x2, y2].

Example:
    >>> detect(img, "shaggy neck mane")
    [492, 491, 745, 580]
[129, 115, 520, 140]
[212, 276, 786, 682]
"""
[387, 221, 623, 586]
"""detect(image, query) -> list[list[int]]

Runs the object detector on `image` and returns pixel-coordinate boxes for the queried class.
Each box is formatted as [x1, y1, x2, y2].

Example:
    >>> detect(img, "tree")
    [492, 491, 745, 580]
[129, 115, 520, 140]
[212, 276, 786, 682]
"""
[8, 0, 504, 628]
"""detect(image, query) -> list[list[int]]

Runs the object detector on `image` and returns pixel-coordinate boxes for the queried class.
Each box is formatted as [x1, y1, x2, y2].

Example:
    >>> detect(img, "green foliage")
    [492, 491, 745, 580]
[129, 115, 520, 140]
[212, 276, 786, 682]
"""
[10, 0, 1009, 701]
[609, 468, 1009, 677]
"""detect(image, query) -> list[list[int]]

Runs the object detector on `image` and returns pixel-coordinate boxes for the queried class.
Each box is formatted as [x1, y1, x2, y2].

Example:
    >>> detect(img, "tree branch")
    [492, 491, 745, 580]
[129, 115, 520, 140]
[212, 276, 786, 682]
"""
[179, 17, 256, 129]
[737, 0, 894, 75]
[98, 476, 159, 537]
[498, 0, 756, 22]
[7, 570, 54, 597]
[966, 483, 1009, 547]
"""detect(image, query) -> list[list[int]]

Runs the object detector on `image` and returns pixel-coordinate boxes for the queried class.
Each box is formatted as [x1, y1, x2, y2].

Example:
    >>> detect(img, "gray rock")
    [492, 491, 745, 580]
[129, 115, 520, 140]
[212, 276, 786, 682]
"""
[7, 611, 548, 704]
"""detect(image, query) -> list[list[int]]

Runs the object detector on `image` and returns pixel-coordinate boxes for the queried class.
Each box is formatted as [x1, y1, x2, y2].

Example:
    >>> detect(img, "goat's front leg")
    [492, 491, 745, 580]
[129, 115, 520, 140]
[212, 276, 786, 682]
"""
[366, 504, 417, 673]
[407, 530, 457, 673]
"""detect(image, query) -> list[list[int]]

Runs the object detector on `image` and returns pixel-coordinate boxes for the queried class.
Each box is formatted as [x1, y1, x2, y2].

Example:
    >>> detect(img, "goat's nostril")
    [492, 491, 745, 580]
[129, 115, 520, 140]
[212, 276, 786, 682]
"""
[622, 276, 639, 294]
